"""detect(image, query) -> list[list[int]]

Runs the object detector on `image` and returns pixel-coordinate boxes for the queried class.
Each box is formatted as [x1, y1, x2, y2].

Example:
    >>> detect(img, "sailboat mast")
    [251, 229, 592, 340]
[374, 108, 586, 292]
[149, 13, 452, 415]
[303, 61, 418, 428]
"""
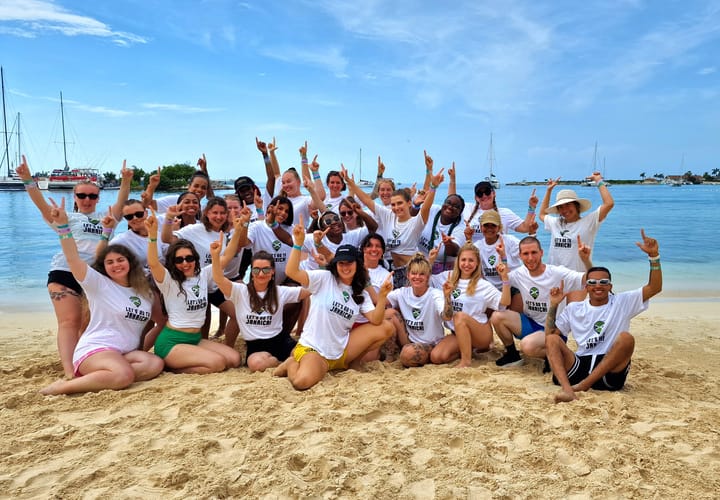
[488, 133, 495, 176]
[1, 67, 11, 176]
[60, 91, 69, 169]
[16, 112, 20, 169]
[359, 147, 362, 180]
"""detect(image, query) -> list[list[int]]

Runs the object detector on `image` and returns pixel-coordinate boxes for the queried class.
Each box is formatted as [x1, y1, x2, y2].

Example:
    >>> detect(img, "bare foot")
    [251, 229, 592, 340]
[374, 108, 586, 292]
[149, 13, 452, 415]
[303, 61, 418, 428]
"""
[553, 390, 578, 403]
[455, 359, 472, 369]
[273, 358, 290, 377]
[40, 379, 68, 395]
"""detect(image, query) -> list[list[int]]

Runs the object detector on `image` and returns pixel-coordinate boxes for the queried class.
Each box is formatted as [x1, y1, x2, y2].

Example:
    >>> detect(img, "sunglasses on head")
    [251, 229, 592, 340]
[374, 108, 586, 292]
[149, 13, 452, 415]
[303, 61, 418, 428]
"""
[586, 278, 611, 286]
[339, 210, 354, 217]
[123, 211, 146, 221]
[173, 255, 197, 264]
[75, 192, 99, 200]
[251, 266, 273, 275]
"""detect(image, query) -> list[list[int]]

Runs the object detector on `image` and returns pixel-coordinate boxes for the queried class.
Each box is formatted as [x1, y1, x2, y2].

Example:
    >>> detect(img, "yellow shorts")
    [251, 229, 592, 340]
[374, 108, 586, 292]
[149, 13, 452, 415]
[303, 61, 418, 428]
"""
[292, 343, 347, 371]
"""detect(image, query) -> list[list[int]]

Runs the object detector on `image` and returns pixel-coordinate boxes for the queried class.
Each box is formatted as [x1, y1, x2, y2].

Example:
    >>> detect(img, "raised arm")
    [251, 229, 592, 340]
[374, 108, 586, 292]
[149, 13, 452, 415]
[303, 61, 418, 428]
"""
[301, 142, 326, 202]
[635, 229, 662, 302]
[110, 160, 134, 220]
[268, 137, 281, 191]
[350, 197, 378, 233]
[256, 137, 276, 197]
[49, 198, 88, 282]
[588, 171, 615, 222]
[303, 157, 327, 211]
[514, 188, 538, 233]
[197, 154, 215, 199]
[219, 212, 249, 269]
[141, 167, 161, 210]
[364, 272, 393, 325]
[210, 232, 233, 297]
[370, 156, 385, 200]
[286, 215, 310, 287]
[145, 211, 166, 283]
[264, 201, 293, 246]
[16, 155, 53, 222]
[545, 279, 567, 337]
[160, 205, 181, 244]
[418, 156, 444, 224]
[93, 206, 116, 263]
[539, 177, 560, 222]
[577, 235, 593, 271]
[447, 161, 457, 196]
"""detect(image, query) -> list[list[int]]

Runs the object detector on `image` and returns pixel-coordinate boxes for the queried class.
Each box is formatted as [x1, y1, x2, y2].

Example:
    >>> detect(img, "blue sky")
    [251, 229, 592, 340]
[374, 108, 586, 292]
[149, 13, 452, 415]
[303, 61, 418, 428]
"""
[1, 0, 719, 184]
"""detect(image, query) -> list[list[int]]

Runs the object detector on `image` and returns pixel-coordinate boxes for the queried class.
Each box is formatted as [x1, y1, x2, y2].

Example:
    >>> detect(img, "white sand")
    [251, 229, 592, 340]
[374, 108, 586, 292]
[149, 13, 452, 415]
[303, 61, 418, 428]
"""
[0, 300, 718, 498]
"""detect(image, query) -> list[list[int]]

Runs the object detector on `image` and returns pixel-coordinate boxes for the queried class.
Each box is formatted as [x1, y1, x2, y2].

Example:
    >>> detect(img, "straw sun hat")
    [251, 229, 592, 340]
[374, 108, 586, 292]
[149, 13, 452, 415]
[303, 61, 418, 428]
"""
[547, 189, 592, 214]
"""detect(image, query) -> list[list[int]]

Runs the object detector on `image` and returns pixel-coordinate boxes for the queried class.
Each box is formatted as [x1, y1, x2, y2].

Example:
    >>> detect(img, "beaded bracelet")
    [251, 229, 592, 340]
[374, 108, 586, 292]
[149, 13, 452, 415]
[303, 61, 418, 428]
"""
[149, 237, 157, 242]
[301, 157, 309, 165]
[527, 206, 536, 214]
[256, 207, 264, 215]
[56, 224, 69, 229]
[312, 172, 321, 181]
[100, 234, 110, 241]
[24, 182, 38, 191]
[650, 264, 661, 271]
[429, 183, 439, 190]
[502, 281, 510, 286]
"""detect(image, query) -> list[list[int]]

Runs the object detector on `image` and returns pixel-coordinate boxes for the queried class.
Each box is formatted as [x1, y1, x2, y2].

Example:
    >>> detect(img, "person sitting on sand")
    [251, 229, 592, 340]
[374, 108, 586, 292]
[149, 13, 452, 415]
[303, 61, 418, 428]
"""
[545, 229, 662, 403]
[40, 198, 164, 395]
[491, 236, 591, 368]
[273, 215, 394, 390]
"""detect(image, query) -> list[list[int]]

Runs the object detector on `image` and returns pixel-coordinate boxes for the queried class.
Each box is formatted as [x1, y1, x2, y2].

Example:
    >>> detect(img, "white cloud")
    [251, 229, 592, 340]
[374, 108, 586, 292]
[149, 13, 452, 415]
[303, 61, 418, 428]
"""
[141, 103, 223, 114]
[0, 0, 147, 45]
[260, 45, 348, 77]
[698, 66, 716, 75]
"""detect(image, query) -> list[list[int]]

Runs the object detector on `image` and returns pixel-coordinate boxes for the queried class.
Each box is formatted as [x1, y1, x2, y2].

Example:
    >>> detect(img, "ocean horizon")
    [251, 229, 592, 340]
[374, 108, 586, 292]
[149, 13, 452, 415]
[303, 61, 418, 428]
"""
[2, 183, 718, 312]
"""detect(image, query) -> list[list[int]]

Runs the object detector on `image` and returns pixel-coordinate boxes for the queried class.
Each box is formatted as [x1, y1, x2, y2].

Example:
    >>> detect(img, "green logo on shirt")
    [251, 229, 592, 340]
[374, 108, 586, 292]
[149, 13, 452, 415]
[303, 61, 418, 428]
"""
[392, 229, 400, 239]
[529, 287, 539, 299]
[192, 284, 200, 297]
[488, 255, 496, 266]
[129, 296, 141, 307]
[272, 240, 281, 251]
[593, 321, 605, 334]
[452, 288, 461, 299]
[342, 291, 350, 302]
[412, 308, 421, 319]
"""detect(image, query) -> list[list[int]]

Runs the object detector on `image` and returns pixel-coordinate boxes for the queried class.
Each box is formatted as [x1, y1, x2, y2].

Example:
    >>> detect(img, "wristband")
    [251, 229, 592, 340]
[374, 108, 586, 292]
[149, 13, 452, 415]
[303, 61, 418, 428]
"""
[502, 281, 510, 286]
[597, 180, 606, 187]
[301, 157, 308, 165]
[377, 174, 382, 179]
[56, 227, 72, 235]
[527, 206, 536, 214]
[412, 202, 422, 211]
[292, 244, 302, 251]
[100, 234, 110, 241]
[268, 220, 279, 229]
[314, 241, 323, 249]
[164, 217, 175, 225]
[24, 183, 38, 191]
[312, 172, 321, 181]
[59, 232, 74, 240]
[148, 237, 157, 242]
[650, 264, 661, 271]
[263, 156, 271, 164]
[429, 183, 438, 190]
[102, 227, 113, 235]
[56, 224, 69, 230]
[501, 258, 508, 264]
[256, 207, 264, 215]
[648, 255, 660, 262]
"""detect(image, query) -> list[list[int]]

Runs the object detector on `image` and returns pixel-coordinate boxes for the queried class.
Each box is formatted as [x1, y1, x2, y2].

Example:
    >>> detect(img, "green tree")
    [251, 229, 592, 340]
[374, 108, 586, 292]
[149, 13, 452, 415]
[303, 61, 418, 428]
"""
[712, 168, 720, 178]
[154, 163, 196, 191]
[640, 172, 646, 181]
[102, 171, 117, 185]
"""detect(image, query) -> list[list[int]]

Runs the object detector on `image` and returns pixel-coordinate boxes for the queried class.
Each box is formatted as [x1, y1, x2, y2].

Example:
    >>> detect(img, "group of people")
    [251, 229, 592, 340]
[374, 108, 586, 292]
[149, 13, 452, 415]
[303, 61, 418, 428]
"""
[17, 139, 662, 402]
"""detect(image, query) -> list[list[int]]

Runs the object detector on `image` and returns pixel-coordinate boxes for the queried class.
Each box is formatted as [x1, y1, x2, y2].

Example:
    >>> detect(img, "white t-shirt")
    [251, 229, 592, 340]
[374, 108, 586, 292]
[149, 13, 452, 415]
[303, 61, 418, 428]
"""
[246, 221, 293, 283]
[557, 288, 647, 356]
[48, 211, 106, 271]
[544, 209, 601, 271]
[463, 205, 523, 242]
[110, 229, 169, 274]
[417, 205, 466, 274]
[386, 286, 446, 345]
[474, 234, 522, 289]
[73, 267, 152, 364]
[154, 266, 212, 329]
[430, 271, 502, 330]
[298, 271, 375, 360]
[300, 227, 369, 271]
[274, 184, 313, 229]
[323, 194, 344, 214]
[374, 204, 425, 258]
[508, 264, 585, 325]
[229, 283, 303, 341]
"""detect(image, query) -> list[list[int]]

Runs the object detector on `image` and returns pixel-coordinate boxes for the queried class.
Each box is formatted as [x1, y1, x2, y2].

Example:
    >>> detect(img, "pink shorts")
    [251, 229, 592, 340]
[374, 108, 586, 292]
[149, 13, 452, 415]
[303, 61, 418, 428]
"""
[73, 347, 118, 377]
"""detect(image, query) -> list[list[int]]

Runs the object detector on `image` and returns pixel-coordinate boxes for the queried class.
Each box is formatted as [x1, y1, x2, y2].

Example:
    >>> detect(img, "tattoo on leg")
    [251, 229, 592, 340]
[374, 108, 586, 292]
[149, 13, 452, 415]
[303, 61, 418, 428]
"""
[49, 288, 81, 301]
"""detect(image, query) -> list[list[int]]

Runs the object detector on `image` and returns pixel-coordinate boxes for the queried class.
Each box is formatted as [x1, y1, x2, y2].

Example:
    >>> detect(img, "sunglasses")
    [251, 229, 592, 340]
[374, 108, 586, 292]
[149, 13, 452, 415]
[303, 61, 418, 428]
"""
[251, 266, 273, 275]
[476, 189, 493, 197]
[75, 192, 99, 200]
[339, 210, 354, 217]
[123, 211, 146, 221]
[322, 216, 341, 225]
[173, 255, 197, 264]
[586, 278, 611, 286]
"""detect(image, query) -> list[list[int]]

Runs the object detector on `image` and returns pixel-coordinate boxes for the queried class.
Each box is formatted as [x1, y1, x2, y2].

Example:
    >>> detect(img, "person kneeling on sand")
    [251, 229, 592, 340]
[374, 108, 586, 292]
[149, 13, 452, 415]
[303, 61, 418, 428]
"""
[545, 229, 662, 403]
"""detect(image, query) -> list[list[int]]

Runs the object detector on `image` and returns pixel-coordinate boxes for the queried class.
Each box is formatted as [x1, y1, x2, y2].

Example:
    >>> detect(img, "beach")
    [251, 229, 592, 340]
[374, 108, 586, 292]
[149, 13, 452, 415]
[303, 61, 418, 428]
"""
[1, 298, 718, 498]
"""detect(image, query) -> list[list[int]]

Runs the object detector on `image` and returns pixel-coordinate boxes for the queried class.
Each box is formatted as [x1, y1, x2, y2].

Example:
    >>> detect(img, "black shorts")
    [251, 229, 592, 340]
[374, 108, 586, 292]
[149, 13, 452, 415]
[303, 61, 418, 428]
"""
[553, 353, 630, 391]
[245, 333, 297, 364]
[47, 270, 83, 295]
[208, 288, 227, 307]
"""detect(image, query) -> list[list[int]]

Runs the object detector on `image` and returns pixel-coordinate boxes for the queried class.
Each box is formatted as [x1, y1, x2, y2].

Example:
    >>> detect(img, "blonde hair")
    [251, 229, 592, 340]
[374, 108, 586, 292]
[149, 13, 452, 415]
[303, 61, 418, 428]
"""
[447, 243, 482, 296]
[407, 252, 431, 276]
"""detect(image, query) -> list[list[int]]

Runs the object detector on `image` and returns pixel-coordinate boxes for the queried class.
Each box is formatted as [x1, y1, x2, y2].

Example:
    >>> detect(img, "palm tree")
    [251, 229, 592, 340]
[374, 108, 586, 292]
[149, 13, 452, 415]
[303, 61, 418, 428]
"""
[640, 172, 646, 182]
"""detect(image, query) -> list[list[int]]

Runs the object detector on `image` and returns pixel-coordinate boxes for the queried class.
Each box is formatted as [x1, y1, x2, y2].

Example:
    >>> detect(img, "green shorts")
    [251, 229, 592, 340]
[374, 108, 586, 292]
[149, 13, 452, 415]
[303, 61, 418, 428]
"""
[154, 326, 202, 359]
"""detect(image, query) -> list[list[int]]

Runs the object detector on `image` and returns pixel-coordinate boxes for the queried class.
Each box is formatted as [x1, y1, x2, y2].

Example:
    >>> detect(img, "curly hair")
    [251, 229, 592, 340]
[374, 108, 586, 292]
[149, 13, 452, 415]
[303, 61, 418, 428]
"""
[92, 244, 152, 299]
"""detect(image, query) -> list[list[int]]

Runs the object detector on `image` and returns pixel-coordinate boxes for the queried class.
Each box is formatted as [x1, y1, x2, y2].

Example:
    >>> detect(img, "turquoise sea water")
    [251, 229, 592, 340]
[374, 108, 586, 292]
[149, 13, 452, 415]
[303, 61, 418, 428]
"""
[1, 183, 718, 312]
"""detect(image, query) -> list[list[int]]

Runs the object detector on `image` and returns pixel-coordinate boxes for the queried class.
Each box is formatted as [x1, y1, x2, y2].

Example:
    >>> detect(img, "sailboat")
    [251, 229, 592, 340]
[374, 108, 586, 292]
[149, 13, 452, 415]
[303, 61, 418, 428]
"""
[47, 92, 100, 190]
[582, 141, 610, 187]
[356, 148, 375, 187]
[485, 133, 500, 189]
[0, 67, 25, 191]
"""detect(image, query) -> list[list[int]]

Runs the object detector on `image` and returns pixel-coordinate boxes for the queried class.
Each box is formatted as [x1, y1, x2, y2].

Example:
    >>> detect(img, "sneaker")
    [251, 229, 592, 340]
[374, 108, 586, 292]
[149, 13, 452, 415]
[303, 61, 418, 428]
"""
[495, 350, 524, 367]
[542, 358, 551, 373]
